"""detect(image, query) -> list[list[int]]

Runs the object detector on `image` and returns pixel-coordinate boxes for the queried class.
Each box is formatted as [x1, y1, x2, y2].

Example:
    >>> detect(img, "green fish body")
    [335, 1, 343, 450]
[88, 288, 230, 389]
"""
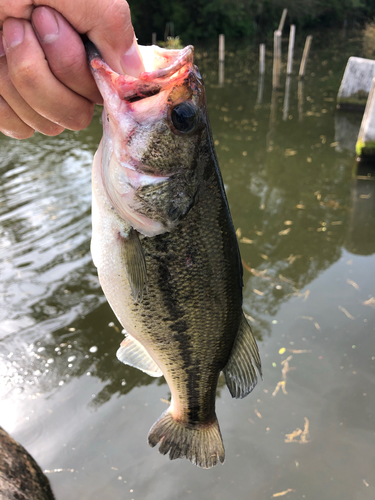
[88, 42, 261, 468]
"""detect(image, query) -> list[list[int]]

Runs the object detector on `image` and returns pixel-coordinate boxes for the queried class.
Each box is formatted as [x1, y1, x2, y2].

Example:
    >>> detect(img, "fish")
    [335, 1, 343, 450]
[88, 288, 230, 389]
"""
[86, 40, 262, 468]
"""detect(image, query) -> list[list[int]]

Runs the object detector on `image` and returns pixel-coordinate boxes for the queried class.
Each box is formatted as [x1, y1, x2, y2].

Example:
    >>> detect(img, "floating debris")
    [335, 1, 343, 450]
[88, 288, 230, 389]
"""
[363, 297, 375, 309]
[285, 417, 310, 443]
[272, 380, 287, 396]
[278, 228, 291, 236]
[285, 254, 301, 264]
[108, 322, 120, 332]
[279, 274, 295, 285]
[347, 279, 360, 291]
[244, 313, 256, 323]
[240, 237, 254, 244]
[287, 349, 312, 354]
[284, 149, 298, 157]
[236, 228, 242, 238]
[254, 409, 262, 419]
[338, 306, 355, 320]
[254, 289, 264, 296]
[302, 290, 310, 301]
[272, 489, 295, 497]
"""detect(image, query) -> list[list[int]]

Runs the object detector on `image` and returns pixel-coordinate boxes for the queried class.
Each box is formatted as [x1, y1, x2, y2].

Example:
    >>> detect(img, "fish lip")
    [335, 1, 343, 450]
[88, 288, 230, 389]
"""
[139, 45, 194, 81]
[87, 43, 197, 103]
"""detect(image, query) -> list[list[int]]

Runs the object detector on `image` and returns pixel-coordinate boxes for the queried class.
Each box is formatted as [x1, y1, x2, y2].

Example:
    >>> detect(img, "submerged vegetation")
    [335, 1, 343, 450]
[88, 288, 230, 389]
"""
[132, 0, 375, 44]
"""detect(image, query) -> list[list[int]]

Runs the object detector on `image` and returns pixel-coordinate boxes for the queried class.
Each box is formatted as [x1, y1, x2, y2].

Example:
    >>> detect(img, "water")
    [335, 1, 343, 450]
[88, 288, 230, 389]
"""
[1, 30, 374, 499]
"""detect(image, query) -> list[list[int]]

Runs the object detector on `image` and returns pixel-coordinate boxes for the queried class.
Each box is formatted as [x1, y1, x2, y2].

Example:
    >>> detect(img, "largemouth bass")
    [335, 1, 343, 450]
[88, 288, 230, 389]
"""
[87, 41, 262, 468]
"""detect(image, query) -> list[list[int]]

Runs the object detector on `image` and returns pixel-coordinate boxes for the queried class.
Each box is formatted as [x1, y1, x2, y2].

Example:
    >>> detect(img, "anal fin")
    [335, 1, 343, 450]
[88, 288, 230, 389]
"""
[116, 334, 163, 378]
[223, 313, 262, 399]
[120, 228, 147, 303]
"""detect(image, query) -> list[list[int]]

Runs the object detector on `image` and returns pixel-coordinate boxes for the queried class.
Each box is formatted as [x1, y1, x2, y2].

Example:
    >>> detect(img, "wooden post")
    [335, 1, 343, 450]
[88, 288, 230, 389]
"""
[219, 34, 225, 63]
[299, 35, 312, 78]
[278, 8, 288, 33]
[273, 30, 281, 89]
[152, 32, 157, 45]
[259, 43, 265, 75]
[286, 25, 295, 75]
[164, 22, 169, 41]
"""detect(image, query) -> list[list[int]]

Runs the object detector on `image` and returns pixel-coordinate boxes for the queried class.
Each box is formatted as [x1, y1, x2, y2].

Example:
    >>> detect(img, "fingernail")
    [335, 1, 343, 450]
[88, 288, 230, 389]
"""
[121, 36, 145, 78]
[32, 7, 59, 43]
[3, 19, 25, 49]
[0, 36, 5, 57]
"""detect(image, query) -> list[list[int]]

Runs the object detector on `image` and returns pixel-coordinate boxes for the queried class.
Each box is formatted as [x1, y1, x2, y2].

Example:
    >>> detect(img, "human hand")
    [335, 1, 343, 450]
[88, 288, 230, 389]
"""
[0, 0, 144, 139]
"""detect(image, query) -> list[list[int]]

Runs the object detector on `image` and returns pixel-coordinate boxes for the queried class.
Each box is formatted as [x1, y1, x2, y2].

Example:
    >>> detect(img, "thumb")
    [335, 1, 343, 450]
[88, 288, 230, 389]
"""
[32, 0, 144, 76]
[84, 0, 144, 76]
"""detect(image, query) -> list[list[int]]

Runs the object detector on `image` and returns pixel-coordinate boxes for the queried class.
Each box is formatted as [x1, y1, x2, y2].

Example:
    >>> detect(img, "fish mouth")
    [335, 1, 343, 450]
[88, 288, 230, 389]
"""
[86, 40, 195, 103]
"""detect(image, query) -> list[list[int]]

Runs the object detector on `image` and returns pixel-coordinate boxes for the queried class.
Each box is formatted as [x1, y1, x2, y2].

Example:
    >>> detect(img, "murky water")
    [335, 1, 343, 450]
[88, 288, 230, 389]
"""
[1, 30, 374, 500]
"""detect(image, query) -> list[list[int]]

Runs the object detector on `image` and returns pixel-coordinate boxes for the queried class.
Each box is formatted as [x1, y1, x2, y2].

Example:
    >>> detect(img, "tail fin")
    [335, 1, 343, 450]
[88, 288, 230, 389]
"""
[147, 407, 225, 468]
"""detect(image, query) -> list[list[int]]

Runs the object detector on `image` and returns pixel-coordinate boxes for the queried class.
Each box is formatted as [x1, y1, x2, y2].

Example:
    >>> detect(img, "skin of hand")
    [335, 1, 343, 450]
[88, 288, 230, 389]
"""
[0, 0, 144, 139]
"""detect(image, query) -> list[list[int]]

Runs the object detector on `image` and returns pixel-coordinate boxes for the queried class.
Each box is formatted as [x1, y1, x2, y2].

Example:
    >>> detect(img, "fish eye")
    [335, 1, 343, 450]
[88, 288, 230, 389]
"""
[170, 101, 198, 134]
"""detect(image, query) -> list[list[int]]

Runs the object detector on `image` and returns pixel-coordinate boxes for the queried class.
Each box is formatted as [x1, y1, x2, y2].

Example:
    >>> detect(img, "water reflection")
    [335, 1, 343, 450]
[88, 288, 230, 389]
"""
[283, 76, 291, 121]
[218, 60, 225, 87]
[345, 161, 375, 255]
[256, 75, 264, 105]
[298, 80, 304, 121]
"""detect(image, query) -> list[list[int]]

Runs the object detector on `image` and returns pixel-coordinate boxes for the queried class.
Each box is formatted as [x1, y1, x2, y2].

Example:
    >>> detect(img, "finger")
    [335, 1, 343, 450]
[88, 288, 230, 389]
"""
[31, 7, 102, 104]
[0, 33, 64, 136]
[3, 18, 95, 131]
[1, 1, 144, 76]
[0, 94, 34, 139]
[31, 0, 144, 76]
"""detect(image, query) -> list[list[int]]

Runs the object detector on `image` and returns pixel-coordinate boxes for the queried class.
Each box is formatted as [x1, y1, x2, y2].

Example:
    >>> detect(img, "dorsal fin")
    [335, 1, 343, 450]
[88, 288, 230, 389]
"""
[223, 313, 262, 399]
[116, 334, 162, 377]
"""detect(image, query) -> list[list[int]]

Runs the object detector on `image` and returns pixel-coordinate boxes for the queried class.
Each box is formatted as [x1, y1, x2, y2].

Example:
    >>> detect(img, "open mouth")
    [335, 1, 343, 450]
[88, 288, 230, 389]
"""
[126, 87, 162, 103]
[87, 41, 195, 103]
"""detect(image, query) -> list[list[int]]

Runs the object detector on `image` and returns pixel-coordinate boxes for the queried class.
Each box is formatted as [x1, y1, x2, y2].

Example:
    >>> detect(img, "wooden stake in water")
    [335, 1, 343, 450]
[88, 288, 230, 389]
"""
[259, 44, 265, 75]
[273, 30, 282, 89]
[299, 35, 312, 78]
[278, 8, 288, 33]
[152, 32, 157, 45]
[219, 34, 225, 63]
[286, 25, 295, 75]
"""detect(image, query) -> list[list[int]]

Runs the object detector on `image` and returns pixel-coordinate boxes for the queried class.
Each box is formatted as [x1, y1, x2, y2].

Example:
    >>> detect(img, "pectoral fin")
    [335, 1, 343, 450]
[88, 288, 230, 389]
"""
[120, 228, 147, 302]
[116, 334, 163, 377]
[223, 313, 262, 399]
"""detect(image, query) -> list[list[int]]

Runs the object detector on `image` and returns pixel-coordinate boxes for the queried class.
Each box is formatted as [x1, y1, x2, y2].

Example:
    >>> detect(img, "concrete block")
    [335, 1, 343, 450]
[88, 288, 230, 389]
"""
[356, 75, 375, 158]
[337, 56, 375, 109]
